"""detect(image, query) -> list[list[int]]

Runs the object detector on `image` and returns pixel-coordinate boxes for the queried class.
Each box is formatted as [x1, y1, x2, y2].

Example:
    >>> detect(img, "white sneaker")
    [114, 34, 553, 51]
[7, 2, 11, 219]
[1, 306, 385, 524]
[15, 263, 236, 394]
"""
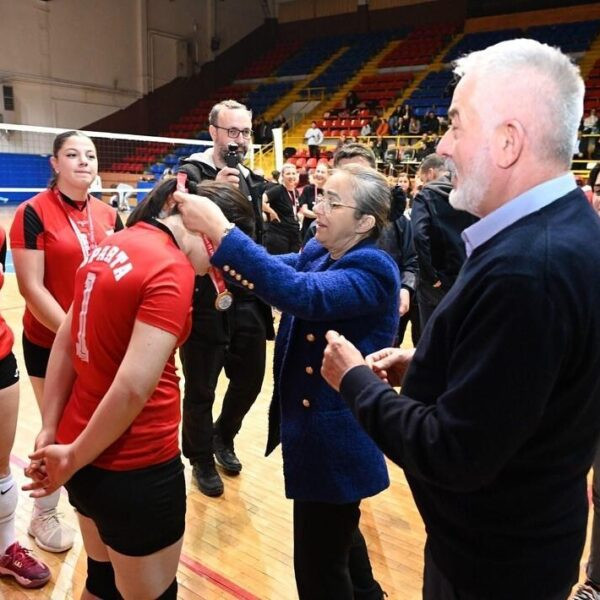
[27, 508, 75, 553]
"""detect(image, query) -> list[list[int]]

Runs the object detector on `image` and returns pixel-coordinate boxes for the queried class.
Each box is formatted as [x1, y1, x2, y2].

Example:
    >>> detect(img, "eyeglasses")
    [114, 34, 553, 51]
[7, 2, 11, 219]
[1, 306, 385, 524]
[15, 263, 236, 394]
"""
[314, 196, 359, 215]
[212, 125, 253, 139]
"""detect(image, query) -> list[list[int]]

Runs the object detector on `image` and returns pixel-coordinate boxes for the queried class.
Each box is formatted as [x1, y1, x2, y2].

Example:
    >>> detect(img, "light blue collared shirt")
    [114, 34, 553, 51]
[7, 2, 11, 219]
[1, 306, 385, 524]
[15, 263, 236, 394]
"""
[462, 173, 577, 257]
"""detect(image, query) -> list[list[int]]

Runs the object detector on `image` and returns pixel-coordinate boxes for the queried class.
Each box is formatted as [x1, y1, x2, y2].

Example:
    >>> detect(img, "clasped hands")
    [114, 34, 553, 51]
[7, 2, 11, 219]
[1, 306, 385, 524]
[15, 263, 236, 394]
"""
[22, 429, 78, 499]
[321, 331, 415, 391]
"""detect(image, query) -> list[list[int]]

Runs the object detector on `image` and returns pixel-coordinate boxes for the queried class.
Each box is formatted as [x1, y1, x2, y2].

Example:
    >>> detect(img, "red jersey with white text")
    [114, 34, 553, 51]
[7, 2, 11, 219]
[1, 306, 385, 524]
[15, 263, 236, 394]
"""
[9, 189, 120, 348]
[0, 228, 14, 360]
[56, 221, 195, 470]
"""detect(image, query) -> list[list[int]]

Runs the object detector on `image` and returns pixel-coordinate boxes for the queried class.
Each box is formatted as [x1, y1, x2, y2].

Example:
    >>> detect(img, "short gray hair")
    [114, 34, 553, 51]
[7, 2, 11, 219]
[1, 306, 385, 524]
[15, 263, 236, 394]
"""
[333, 143, 377, 168]
[338, 164, 390, 240]
[419, 153, 446, 174]
[454, 38, 584, 167]
[208, 99, 252, 126]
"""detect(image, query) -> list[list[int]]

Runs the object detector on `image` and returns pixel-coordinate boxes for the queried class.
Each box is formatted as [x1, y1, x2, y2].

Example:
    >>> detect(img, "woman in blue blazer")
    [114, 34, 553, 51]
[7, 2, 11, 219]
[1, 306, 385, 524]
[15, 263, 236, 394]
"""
[176, 164, 400, 600]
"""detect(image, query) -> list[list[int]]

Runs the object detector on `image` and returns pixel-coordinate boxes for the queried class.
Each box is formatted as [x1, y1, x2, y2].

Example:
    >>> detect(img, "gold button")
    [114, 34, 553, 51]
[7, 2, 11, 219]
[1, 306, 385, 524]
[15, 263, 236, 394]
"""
[235, 274, 242, 281]
[230, 269, 236, 276]
[302, 399, 310, 408]
[306, 333, 315, 342]
[223, 265, 230, 272]
[305, 366, 314, 375]
[248, 283, 255, 290]
[242, 279, 248, 286]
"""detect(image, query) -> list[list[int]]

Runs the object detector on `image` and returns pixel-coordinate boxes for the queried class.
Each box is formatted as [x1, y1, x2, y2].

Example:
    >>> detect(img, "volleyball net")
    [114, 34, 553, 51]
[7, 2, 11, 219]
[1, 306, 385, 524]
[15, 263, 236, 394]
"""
[0, 123, 264, 205]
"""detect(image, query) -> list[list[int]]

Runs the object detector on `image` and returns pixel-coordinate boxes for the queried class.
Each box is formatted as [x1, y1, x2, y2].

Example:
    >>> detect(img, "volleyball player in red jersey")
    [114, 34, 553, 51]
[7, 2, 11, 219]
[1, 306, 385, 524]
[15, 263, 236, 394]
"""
[23, 179, 253, 599]
[0, 227, 51, 589]
[9, 130, 122, 553]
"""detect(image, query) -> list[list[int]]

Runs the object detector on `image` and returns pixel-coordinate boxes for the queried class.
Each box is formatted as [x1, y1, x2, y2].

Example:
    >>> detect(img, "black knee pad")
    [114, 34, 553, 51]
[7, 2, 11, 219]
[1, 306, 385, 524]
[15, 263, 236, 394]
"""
[86, 557, 121, 599]
[155, 578, 177, 599]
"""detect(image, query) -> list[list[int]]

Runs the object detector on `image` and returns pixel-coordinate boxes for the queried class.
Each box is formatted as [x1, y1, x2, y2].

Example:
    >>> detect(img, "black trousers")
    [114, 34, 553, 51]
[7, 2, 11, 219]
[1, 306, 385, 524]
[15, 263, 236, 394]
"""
[308, 144, 320, 158]
[293, 500, 383, 600]
[397, 294, 421, 346]
[264, 225, 301, 255]
[423, 542, 572, 600]
[180, 298, 267, 465]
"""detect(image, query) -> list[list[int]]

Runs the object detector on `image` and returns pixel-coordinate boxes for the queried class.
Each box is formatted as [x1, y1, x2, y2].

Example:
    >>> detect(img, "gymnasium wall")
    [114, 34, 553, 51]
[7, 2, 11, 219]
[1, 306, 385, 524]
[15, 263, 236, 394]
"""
[0, 0, 267, 130]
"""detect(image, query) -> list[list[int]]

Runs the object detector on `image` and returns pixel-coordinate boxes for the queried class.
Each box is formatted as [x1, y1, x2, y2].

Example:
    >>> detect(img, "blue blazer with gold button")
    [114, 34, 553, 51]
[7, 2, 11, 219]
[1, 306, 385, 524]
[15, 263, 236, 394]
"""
[211, 228, 400, 504]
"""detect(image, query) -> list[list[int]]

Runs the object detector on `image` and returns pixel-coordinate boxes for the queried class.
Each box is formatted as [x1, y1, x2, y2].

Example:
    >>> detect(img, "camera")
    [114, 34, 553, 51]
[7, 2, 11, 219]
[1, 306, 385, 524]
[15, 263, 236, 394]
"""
[225, 142, 240, 168]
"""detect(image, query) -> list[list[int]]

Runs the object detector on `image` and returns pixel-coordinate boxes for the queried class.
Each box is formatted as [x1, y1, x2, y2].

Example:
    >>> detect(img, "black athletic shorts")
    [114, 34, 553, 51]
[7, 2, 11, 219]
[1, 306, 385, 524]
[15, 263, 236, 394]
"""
[0, 352, 19, 390]
[22, 333, 51, 378]
[66, 455, 186, 556]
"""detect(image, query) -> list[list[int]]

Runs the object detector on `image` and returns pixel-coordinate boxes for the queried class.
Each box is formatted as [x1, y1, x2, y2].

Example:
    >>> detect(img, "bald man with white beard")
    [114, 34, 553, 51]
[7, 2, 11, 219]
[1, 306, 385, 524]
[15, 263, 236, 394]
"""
[321, 39, 600, 600]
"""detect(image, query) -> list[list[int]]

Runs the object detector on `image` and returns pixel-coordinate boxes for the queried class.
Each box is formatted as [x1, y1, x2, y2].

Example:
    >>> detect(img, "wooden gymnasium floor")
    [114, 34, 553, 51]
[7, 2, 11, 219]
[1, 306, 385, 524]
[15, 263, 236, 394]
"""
[0, 204, 590, 599]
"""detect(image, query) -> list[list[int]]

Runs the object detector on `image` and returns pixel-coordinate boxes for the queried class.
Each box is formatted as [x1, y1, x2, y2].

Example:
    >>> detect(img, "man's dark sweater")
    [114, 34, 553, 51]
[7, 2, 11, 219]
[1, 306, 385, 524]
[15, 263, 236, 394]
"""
[341, 188, 600, 598]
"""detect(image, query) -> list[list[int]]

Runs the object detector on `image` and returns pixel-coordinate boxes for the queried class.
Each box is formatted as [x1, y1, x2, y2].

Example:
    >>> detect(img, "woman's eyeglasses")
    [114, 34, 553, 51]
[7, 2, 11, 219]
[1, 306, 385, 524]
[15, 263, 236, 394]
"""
[314, 195, 358, 215]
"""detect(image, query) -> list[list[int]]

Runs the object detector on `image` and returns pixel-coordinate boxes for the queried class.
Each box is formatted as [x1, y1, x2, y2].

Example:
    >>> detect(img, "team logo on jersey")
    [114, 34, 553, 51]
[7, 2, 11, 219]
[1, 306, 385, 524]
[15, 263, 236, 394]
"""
[86, 245, 133, 281]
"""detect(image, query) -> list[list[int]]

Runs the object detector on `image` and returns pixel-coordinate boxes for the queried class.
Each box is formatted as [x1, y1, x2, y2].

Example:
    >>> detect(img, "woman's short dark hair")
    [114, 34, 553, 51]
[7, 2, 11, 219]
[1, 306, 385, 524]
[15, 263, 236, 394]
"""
[48, 130, 93, 188]
[127, 177, 255, 238]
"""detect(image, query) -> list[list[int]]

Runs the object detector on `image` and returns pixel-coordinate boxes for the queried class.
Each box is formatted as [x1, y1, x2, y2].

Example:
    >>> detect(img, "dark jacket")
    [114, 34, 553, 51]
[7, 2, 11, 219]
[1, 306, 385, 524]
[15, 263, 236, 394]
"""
[411, 176, 477, 304]
[377, 186, 418, 293]
[211, 229, 400, 504]
[340, 188, 600, 598]
[178, 149, 274, 339]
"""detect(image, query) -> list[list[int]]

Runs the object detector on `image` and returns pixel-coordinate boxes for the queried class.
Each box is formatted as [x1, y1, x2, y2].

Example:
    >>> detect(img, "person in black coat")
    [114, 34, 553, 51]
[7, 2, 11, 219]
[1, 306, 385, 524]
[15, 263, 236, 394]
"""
[411, 153, 477, 326]
[176, 99, 273, 498]
[377, 185, 420, 346]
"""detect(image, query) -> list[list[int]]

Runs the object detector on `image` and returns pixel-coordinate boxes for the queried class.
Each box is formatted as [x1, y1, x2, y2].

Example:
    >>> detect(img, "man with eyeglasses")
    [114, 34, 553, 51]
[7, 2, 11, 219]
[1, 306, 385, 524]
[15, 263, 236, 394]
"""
[177, 99, 273, 498]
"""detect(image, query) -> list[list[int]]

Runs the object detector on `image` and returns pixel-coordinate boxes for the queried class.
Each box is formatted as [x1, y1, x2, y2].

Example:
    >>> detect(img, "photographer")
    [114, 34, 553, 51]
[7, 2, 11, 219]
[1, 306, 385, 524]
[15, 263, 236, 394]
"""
[176, 99, 272, 497]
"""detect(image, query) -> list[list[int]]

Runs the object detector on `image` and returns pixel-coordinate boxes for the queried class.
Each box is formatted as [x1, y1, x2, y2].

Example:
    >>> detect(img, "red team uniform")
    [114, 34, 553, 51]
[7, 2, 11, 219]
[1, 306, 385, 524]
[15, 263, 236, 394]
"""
[57, 220, 195, 469]
[0, 229, 14, 365]
[9, 189, 121, 349]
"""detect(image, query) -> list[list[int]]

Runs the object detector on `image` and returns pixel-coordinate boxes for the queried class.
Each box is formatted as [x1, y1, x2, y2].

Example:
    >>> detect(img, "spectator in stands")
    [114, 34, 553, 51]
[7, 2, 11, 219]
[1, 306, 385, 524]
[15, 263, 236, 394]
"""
[399, 104, 413, 134]
[345, 90, 359, 112]
[254, 116, 270, 144]
[176, 99, 272, 497]
[321, 38, 600, 600]
[388, 108, 401, 136]
[373, 136, 388, 161]
[360, 121, 372, 137]
[175, 164, 398, 600]
[304, 121, 324, 159]
[421, 110, 440, 135]
[408, 116, 421, 135]
[411, 153, 477, 326]
[376, 118, 389, 137]
[336, 134, 348, 151]
[583, 108, 599, 134]
[263, 163, 301, 254]
[298, 162, 328, 242]
[9, 130, 122, 555]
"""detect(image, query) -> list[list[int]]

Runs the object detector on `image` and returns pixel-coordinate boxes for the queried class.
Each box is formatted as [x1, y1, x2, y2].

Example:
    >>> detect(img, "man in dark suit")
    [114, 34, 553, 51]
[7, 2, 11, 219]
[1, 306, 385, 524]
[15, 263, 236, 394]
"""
[321, 39, 600, 600]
